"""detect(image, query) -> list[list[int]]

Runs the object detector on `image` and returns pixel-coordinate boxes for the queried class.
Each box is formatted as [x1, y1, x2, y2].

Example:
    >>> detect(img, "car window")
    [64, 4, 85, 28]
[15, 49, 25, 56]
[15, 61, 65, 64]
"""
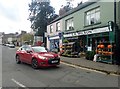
[21, 45, 32, 51]
[26, 47, 32, 51]
[32, 47, 47, 53]
[22, 47, 27, 51]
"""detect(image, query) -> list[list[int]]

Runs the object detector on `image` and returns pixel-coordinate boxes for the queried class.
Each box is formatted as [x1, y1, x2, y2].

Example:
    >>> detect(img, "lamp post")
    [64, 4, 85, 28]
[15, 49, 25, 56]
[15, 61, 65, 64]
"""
[114, 0, 120, 64]
[108, 21, 114, 63]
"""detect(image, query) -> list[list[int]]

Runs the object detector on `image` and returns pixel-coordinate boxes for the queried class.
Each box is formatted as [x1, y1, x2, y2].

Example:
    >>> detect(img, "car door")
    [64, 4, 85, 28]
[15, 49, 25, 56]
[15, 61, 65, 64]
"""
[16, 47, 24, 61]
[20, 47, 27, 62]
[24, 47, 33, 64]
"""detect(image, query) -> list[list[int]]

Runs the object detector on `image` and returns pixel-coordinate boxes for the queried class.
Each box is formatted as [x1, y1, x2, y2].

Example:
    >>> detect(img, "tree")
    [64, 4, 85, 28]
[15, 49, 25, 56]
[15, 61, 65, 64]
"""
[59, 1, 73, 16]
[21, 33, 34, 45]
[77, 1, 83, 6]
[63, 1, 73, 12]
[28, 1, 58, 36]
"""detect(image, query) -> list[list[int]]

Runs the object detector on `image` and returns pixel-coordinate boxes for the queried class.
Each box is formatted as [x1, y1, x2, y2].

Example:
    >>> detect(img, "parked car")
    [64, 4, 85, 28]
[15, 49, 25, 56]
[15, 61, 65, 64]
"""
[5, 44, 9, 46]
[2, 43, 5, 46]
[8, 44, 15, 48]
[15, 45, 60, 69]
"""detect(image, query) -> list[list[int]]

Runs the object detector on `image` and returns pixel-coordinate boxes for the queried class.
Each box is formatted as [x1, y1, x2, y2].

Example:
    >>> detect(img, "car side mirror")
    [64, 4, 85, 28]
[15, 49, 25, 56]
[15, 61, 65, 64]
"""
[26, 49, 32, 53]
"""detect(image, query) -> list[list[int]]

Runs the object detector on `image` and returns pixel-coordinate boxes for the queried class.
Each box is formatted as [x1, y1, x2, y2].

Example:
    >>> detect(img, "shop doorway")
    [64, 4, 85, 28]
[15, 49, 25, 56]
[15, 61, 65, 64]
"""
[50, 39, 59, 52]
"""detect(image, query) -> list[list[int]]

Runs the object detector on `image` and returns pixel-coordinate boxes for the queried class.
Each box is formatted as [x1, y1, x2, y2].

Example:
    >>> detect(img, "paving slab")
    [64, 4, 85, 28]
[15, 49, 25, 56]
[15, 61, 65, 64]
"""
[60, 56, 120, 75]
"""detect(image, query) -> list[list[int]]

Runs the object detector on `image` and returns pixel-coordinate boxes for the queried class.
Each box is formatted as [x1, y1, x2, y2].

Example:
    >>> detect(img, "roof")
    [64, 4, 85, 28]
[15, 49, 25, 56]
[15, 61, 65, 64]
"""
[49, 1, 98, 25]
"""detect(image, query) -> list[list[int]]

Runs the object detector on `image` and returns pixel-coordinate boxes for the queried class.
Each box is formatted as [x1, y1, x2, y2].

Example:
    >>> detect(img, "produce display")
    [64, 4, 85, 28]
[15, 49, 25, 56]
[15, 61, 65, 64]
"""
[95, 43, 113, 63]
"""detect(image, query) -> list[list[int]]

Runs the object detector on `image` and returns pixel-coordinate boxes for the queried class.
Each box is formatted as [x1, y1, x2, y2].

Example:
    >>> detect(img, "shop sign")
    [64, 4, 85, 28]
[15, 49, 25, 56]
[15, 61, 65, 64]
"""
[72, 32, 78, 36]
[64, 33, 73, 37]
[58, 32, 63, 39]
[87, 46, 92, 51]
[108, 21, 114, 31]
[37, 0, 50, 3]
[49, 36, 59, 40]
[63, 27, 110, 38]
[78, 30, 92, 35]
[92, 27, 110, 34]
[44, 32, 47, 37]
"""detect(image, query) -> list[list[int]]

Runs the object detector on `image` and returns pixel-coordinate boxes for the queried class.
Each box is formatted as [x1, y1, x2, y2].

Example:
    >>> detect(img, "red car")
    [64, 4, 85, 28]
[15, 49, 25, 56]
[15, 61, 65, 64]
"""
[15, 45, 60, 69]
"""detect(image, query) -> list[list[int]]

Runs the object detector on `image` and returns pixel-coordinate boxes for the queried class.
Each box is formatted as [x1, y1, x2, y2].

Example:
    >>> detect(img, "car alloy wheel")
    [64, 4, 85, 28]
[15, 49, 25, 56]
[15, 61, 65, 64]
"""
[31, 59, 38, 69]
[16, 55, 21, 64]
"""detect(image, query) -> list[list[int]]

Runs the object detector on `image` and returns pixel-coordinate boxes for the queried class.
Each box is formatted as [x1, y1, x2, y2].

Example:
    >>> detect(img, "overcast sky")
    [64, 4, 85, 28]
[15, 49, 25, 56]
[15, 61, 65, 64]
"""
[0, 0, 87, 34]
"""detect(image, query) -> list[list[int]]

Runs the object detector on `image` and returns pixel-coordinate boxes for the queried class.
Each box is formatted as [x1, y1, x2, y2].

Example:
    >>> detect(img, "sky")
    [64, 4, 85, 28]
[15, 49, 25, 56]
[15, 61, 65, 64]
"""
[0, 0, 87, 34]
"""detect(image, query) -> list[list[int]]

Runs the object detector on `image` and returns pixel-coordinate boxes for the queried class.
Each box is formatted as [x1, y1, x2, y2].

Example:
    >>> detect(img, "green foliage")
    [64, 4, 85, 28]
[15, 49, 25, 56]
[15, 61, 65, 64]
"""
[62, 50, 71, 56]
[85, 51, 95, 60]
[63, 2, 73, 12]
[63, 39, 69, 43]
[22, 33, 34, 45]
[28, 1, 58, 36]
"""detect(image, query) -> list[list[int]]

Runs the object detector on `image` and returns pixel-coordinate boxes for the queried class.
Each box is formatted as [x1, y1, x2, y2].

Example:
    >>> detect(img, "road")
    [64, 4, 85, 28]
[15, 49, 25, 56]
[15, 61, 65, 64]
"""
[1, 45, 119, 88]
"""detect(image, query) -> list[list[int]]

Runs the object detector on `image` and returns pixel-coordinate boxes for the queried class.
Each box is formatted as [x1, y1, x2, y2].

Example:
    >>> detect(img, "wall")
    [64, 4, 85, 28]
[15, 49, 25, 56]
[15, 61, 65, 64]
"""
[62, 1, 114, 32]
[47, 19, 63, 49]
[46, 0, 118, 50]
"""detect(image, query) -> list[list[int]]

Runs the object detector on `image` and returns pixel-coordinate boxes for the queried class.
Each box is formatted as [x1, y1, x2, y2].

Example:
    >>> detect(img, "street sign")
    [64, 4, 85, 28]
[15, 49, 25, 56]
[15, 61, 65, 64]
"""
[108, 21, 114, 31]
[37, 0, 50, 3]
[44, 32, 47, 37]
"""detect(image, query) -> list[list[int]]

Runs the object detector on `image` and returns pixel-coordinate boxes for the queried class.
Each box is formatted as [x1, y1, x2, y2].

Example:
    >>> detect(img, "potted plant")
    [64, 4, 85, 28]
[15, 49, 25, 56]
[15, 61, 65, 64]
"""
[85, 51, 95, 60]
[63, 39, 69, 43]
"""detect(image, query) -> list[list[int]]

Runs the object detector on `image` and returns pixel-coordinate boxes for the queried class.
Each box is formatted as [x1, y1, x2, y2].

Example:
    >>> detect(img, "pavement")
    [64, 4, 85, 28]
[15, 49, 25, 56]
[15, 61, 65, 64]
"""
[60, 56, 120, 75]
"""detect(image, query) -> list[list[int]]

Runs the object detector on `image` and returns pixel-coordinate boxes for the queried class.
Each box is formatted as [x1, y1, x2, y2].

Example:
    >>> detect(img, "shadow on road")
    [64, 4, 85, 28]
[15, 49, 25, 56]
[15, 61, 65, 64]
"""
[17, 62, 61, 71]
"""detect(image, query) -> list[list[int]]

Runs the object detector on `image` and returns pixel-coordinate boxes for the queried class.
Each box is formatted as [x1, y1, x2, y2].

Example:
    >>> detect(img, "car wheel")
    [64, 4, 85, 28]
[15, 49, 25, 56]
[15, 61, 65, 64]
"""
[16, 55, 21, 64]
[31, 59, 38, 69]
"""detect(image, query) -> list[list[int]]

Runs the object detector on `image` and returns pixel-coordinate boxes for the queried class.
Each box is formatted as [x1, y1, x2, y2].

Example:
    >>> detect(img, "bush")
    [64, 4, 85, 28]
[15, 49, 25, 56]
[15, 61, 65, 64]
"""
[85, 51, 95, 60]
[62, 50, 71, 56]
[63, 39, 69, 43]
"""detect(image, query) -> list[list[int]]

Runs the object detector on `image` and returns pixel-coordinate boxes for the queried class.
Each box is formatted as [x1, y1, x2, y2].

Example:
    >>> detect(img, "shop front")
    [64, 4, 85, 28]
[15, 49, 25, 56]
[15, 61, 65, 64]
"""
[62, 26, 115, 63]
[86, 27, 115, 63]
[49, 36, 59, 53]
[62, 31, 87, 57]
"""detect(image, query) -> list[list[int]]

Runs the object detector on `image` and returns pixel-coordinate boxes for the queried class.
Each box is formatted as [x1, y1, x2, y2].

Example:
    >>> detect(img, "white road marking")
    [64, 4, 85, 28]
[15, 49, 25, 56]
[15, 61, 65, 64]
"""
[61, 61, 119, 76]
[11, 78, 26, 87]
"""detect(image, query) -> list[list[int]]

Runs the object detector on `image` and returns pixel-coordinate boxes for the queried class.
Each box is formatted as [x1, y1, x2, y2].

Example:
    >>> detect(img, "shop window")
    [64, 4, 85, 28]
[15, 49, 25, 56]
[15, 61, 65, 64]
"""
[65, 18, 74, 31]
[56, 22, 60, 32]
[50, 25, 53, 33]
[85, 7, 100, 26]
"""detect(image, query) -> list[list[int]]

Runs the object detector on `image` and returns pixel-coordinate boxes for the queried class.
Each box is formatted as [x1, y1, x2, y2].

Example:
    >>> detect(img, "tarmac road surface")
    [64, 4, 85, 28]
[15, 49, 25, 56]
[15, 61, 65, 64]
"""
[1, 45, 119, 88]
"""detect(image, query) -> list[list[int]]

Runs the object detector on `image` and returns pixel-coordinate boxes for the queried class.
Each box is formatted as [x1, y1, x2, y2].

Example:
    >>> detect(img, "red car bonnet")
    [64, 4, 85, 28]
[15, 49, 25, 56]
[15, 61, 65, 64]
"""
[37, 52, 58, 58]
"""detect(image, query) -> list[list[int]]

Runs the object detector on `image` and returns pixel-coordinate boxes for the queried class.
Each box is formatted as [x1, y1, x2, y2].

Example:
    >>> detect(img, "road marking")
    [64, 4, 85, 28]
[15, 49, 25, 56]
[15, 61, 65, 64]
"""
[11, 78, 26, 87]
[61, 62, 119, 76]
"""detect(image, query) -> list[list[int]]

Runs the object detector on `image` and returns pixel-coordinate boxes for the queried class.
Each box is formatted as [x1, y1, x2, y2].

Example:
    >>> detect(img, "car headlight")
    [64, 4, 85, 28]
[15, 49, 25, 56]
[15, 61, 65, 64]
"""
[38, 55, 47, 60]
[58, 55, 60, 58]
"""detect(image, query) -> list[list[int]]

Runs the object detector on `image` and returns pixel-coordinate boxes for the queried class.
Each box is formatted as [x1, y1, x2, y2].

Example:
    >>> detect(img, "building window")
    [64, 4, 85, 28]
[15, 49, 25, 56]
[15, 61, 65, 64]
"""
[56, 22, 60, 32]
[65, 18, 74, 31]
[85, 7, 100, 26]
[50, 25, 53, 33]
